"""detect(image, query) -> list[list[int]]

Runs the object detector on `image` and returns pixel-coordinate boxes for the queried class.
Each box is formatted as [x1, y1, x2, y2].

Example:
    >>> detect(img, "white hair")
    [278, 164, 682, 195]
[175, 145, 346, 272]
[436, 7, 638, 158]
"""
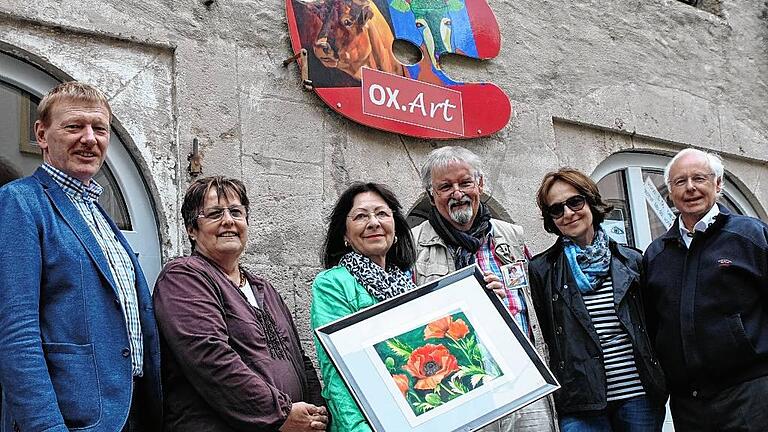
[420, 146, 484, 190]
[664, 148, 724, 187]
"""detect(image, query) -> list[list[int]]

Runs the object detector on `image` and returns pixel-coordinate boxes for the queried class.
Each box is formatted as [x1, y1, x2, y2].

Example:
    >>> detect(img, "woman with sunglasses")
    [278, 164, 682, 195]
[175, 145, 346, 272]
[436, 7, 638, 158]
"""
[153, 176, 328, 431]
[528, 168, 666, 432]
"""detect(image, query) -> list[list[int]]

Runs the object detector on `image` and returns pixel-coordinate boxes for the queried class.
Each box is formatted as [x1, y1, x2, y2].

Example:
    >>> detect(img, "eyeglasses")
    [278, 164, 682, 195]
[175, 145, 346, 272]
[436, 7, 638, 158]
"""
[197, 205, 247, 222]
[431, 178, 478, 197]
[669, 173, 716, 189]
[347, 209, 393, 225]
[546, 195, 586, 219]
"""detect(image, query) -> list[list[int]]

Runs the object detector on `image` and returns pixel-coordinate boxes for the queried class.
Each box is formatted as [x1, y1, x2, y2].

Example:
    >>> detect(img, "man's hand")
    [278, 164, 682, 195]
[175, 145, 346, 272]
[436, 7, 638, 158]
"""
[279, 402, 328, 431]
[483, 272, 506, 299]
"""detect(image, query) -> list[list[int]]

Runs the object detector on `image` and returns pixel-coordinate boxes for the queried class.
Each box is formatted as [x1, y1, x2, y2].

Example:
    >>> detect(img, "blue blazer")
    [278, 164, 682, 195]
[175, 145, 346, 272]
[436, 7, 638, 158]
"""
[0, 168, 161, 432]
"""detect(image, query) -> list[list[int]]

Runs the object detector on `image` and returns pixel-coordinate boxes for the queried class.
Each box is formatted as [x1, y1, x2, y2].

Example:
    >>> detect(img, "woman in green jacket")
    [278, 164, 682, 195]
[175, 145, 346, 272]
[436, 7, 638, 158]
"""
[311, 182, 417, 432]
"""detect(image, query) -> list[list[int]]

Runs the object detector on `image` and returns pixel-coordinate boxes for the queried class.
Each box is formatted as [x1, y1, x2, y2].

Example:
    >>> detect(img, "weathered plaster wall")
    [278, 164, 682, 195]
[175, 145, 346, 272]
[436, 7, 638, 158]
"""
[1, 0, 767, 342]
[0, 15, 181, 255]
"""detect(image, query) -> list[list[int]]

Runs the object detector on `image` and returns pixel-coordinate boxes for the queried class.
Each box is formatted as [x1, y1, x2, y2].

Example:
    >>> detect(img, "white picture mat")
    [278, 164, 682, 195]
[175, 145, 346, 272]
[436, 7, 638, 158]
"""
[321, 272, 553, 432]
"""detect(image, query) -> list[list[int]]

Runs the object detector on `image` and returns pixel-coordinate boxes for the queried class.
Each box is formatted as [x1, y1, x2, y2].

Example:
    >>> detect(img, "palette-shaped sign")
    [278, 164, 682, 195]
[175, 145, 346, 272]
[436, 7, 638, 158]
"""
[286, 0, 511, 139]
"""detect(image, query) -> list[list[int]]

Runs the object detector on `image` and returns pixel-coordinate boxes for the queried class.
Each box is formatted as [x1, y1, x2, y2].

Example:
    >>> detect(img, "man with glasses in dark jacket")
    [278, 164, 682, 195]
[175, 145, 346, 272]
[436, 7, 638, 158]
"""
[643, 148, 768, 431]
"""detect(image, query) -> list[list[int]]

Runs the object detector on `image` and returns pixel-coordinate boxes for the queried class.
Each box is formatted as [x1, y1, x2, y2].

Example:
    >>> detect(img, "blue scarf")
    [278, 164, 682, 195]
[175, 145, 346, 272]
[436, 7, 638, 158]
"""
[563, 229, 611, 294]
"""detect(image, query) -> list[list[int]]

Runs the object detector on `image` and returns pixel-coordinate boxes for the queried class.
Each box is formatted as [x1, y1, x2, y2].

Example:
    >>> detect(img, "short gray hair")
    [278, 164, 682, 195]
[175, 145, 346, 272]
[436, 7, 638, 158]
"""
[663, 148, 724, 187]
[420, 146, 484, 190]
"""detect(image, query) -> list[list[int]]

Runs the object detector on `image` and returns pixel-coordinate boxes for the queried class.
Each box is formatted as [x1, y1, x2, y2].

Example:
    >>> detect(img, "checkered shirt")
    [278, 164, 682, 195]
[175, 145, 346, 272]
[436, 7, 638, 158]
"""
[42, 164, 144, 376]
[474, 230, 531, 338]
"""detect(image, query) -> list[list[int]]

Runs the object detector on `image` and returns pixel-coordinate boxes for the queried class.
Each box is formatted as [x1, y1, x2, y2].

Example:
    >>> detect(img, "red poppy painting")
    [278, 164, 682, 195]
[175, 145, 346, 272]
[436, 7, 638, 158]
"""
[374, 311, 502, 415]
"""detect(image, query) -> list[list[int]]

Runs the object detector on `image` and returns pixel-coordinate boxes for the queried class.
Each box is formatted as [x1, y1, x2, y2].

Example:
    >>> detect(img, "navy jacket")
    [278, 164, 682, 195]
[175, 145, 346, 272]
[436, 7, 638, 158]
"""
[529, 237, 666, 414]
[0, 168, 162, 432]
[643, 204, 768, 397]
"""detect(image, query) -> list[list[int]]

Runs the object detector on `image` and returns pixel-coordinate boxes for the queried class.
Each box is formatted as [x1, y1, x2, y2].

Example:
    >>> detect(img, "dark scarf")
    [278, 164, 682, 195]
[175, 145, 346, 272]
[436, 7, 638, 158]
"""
[339, 251, 416, 302]
[563, 228, 611, 294]
[427, 202, 492, 269]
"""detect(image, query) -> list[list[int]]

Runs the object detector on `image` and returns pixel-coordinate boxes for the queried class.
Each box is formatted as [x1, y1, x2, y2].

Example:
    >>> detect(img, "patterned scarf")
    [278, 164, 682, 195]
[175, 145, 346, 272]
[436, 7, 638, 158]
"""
[563, 228, 611, 294]
[339, 251, 416, 302]
[427, 202, 492, 269]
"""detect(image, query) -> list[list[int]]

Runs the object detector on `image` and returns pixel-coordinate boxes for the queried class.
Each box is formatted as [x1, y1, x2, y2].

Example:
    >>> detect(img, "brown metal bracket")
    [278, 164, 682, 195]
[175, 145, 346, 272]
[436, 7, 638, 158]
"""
[187, 137, 202, 177]
[283, 49, 312, 90]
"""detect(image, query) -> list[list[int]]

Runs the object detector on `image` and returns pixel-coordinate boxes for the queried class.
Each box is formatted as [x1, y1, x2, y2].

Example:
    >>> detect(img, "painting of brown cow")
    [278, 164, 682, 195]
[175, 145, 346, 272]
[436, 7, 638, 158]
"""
[293, 0, 405, 84]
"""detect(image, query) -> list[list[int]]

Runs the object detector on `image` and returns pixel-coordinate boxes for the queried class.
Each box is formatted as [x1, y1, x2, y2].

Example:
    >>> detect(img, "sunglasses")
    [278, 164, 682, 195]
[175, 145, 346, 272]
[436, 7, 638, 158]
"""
[547, 195, 586, 219]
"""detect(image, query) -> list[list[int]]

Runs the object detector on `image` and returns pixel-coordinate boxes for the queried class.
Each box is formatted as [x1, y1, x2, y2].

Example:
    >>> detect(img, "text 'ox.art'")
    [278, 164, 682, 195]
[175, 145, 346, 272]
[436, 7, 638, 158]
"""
[286, 0, 510, 139]
[362, 67, 463, 136]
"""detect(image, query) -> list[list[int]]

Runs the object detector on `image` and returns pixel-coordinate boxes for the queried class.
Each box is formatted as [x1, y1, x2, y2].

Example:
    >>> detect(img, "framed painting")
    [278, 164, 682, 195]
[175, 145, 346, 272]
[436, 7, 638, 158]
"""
[315, 265, 559, 432]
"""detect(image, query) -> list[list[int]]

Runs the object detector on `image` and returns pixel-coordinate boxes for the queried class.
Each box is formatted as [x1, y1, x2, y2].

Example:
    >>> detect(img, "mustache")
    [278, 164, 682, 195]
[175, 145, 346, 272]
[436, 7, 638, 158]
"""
[448, 196, 471, 208]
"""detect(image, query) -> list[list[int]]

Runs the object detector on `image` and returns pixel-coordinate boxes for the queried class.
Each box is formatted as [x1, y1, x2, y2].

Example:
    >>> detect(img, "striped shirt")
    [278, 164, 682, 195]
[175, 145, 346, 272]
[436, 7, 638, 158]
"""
[582, 275, 645, 401]
[42, 164, 144, 376]
[475, 230, 530, 338]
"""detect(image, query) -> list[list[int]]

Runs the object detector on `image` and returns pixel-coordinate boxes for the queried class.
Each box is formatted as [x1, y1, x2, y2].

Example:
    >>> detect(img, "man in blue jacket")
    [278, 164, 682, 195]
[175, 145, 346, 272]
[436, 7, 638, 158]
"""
[643, 148, 768, 431]
[0, 82, 161, 432]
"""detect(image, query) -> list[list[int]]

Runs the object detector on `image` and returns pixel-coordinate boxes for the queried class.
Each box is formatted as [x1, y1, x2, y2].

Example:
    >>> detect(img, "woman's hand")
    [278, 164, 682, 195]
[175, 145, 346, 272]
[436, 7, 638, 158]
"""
[483, 272, 506, 299]
[280, 402, 328, 431]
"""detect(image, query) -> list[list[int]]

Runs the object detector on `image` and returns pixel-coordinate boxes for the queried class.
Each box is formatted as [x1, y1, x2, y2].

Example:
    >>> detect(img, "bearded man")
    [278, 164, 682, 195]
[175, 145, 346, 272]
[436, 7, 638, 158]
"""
[411, 146, 558, 432]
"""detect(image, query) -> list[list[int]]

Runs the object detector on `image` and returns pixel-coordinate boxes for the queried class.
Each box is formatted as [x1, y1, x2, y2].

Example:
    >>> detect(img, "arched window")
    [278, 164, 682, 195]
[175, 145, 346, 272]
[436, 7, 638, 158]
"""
[0, 50, 162, 283]
[592, 151, 760, 251]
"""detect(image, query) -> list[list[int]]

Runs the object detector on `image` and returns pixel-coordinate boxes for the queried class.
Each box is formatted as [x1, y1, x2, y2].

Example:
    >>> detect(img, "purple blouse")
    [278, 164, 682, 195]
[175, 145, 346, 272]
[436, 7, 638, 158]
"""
[153, 253, 324, 431]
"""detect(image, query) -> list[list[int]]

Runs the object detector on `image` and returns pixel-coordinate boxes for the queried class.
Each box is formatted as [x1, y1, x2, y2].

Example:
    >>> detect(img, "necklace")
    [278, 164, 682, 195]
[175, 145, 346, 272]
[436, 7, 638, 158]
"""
[238, 268, 246, 288]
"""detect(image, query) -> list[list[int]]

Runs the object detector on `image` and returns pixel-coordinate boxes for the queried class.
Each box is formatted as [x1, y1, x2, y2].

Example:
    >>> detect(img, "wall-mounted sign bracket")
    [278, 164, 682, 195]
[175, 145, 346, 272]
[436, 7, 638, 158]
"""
[283, 49, 312, 90]
[187, 137, 202, 177]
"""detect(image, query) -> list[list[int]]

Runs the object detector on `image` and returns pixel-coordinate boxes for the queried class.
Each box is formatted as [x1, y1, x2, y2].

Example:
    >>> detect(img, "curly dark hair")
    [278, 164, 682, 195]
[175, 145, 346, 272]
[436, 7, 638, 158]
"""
[181, 176, 249, 250]
[322, 182, 415, 271]
[535, 168, 613, 236]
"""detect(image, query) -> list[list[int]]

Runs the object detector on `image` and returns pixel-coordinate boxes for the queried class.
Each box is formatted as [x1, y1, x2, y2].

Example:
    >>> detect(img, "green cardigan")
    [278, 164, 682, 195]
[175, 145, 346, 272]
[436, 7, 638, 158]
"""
[311, 266, 376, 432]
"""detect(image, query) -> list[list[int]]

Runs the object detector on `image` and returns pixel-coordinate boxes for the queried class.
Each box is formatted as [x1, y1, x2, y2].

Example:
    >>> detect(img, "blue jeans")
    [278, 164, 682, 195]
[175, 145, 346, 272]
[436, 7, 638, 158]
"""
[559, 396, 665, 432]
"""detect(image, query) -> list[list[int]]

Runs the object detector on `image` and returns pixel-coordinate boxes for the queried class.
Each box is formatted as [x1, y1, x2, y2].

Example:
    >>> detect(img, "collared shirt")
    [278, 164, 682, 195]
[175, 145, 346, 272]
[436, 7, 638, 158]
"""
[474, 229, 530, 337]
[679, 204, 720, 248]
[42, 163, 144, 376]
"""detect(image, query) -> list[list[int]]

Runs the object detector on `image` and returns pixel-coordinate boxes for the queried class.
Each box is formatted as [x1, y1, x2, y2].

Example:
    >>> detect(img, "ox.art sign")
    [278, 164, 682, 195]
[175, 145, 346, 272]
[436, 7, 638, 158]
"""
[286, 0, 511, 139]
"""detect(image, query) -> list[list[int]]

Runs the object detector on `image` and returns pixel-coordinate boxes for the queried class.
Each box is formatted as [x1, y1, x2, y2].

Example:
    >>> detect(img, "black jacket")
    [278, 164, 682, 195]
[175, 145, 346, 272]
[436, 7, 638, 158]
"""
[642, 205, 768, 397]
[529, 238, 667, 414]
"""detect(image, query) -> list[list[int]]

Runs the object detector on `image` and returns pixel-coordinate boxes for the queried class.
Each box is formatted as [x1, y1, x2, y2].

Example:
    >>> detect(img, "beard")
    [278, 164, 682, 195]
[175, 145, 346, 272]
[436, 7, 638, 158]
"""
[448, 196, 474, 226]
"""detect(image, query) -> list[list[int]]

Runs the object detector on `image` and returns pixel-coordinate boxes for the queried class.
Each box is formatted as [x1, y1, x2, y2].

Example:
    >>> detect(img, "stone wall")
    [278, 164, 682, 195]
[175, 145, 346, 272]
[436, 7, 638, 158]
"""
[1, 0, 766, 344]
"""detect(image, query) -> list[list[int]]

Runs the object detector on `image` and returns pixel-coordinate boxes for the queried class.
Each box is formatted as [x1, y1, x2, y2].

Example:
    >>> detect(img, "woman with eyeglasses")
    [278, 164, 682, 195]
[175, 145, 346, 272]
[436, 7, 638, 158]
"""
[528, 168, 667, 432]
[153, 176, 328, 431]
[310, 182, 416, 432]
